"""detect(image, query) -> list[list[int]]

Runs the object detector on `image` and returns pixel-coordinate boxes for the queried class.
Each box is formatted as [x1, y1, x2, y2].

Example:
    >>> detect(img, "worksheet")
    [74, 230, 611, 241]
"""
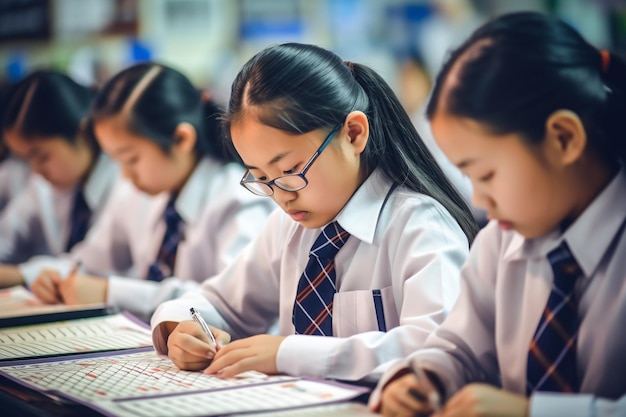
[0, 312, 152, 360]
[0, 350, 370, 417]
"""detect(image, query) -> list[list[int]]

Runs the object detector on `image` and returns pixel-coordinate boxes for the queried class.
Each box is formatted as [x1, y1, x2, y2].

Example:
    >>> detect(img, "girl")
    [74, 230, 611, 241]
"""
[376, 12, 626, 417]
[30, 63, 274, 321]
[151, 43, 478, 381]
[0, 70, 118, 287]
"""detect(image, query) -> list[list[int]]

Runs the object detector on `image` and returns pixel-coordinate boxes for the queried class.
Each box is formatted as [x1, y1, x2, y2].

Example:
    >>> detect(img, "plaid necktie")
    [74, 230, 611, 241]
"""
[527, 242, 582, 394]
[65, 188, 91, 251]
[147, 198, 183, 282]
[292, 222, 350, 336]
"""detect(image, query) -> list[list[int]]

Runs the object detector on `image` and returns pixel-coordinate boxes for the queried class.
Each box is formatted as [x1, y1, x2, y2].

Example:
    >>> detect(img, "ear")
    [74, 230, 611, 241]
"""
[172, 122, 197, 154]
[343, 111, 369, 155]
[544, 110, 587, 166]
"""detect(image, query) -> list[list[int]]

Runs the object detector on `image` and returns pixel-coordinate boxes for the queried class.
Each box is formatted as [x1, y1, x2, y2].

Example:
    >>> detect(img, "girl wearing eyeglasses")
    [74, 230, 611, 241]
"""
[27, 63, 274, 321]
[0, 70, 118, 288]
[150, 43, 478, 382]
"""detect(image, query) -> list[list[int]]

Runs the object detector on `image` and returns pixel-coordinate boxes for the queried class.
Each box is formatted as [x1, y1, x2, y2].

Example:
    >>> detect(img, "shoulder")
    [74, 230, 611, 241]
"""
[384, 187, 467, 238]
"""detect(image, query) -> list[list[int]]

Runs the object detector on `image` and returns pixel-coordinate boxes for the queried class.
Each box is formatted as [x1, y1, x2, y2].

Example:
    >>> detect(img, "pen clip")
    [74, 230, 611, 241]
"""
[190, 307, 217, 348]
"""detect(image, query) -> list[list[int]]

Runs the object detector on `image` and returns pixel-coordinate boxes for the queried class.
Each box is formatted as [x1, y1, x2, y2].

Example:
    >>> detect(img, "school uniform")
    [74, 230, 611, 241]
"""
[151, 168, 469, 381]
[0, 156, 30, 214]
[371, 168, 626, 417]
[28, 157, 275, 321]
[0, 153, 118, 265]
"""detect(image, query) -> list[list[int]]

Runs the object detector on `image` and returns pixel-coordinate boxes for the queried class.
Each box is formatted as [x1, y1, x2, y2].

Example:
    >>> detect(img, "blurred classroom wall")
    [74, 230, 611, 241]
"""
[0, 0, 623, 101]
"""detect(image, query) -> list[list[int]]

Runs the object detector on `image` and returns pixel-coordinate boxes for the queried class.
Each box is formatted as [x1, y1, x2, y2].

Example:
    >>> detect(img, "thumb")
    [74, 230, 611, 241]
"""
[210, 326, 231, 348]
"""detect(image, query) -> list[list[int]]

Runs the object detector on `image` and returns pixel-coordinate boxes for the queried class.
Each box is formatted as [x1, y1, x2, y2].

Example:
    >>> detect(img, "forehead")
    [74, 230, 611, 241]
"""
[94, 116, 151, 149]
[231, 117, 316, 166]
[3, 127, 67, 155]
[430, 112, 532, 166]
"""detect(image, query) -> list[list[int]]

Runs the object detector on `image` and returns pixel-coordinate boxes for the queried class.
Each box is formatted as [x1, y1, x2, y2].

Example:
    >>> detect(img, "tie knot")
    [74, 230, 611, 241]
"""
[310, 222, 350, 260]
[547, 242, 582, 292]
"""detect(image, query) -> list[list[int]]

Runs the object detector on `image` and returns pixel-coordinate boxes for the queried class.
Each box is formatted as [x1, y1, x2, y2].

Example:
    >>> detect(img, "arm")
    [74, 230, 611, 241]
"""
[108, 188, 274, 321]
[0, 177, 43, 264]
[150, 208, 285, 353]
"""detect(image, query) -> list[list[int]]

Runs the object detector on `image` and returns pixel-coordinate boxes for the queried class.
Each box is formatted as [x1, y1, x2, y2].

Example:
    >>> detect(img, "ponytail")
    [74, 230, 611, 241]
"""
[350, 63, 478, 243]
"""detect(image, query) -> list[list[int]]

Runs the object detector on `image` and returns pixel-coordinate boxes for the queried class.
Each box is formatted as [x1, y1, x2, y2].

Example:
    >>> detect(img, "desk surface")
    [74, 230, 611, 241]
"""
[0, 374, 377, 417]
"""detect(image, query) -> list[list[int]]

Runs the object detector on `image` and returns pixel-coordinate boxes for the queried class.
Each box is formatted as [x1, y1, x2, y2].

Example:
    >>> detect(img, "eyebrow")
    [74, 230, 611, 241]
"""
[24, 147, 41, 160]
[244, 151, 292, 170]
[456, 158, 476, 169]
[109, 145, 134, 158]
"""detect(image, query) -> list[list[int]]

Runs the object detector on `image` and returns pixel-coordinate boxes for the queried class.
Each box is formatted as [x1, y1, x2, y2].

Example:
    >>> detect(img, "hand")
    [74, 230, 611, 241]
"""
[439, 383, 528, 417]
[31, 269, 63, 304]
[380, 372, 434, 417]
[204, 334, 287, 378]
[56, 271, 108, 305]
[167, 320, 231, 371]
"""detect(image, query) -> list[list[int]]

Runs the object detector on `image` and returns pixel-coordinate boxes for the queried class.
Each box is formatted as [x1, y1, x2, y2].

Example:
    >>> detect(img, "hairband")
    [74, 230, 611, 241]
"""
[343, 60, 355, 73]
[600, 49, 610, 73]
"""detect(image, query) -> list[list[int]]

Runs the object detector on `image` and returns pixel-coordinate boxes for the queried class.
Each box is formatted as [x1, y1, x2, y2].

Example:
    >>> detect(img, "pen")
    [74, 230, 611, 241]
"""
[190, 307, 217, 348]
[410, 364, 442, 413]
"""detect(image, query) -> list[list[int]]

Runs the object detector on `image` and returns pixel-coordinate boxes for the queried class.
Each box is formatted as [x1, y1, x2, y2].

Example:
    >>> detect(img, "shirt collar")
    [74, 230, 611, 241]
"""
[82, 153, 118, 210]
[335, 169, 394, 244]
[504, 167, 626, 278]
[151, 157, 219, 227]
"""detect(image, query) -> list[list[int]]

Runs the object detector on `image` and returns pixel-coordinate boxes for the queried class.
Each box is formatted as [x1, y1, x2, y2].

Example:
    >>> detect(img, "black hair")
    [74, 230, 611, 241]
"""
[90, 62, 235, 163]
[2, 70, 96, 151]
[427, 11, 626, 165]
[225, 43, 478, 244]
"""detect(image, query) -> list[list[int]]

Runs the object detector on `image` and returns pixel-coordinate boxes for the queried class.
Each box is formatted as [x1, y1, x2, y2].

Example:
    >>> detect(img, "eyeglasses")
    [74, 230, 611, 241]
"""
[240, 123, 342, 197]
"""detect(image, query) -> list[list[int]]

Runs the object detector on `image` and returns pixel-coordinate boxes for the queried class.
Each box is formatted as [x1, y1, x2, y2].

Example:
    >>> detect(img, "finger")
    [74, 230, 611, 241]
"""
[204, 343, 251, 375]
[171, 331, 217, 360]
[32, 277, 61, 304]
[208, 355, 258, 379]
[209, 325, 231, 348]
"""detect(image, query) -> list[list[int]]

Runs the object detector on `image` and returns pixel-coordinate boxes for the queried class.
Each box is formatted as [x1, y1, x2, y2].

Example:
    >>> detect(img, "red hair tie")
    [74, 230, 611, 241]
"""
[600, 49, 610, 73]
[344, 60, 355, 73]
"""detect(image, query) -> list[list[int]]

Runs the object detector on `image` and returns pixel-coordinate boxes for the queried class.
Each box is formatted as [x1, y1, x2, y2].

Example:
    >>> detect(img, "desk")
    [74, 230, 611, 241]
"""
[0, 373, 376, 416]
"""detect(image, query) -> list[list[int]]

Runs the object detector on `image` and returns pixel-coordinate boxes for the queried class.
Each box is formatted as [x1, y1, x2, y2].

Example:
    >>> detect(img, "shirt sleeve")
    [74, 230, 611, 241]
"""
[150, 209, 285, 350]
[0, 178, 43, 264]
[530, 393, 626, 417]
[374, 223, 503, 399]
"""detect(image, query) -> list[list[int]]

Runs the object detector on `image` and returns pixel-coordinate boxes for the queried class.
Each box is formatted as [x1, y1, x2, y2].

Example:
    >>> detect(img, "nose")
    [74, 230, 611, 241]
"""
[121, 166, 137, 183]
[272, 187, 297, 206]
[471, 188, 495, 212]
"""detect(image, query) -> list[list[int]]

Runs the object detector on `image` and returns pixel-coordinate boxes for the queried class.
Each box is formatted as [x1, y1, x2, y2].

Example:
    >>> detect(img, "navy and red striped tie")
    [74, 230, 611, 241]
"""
[527, 242, 581, 394]
[292, 222, 350, 336]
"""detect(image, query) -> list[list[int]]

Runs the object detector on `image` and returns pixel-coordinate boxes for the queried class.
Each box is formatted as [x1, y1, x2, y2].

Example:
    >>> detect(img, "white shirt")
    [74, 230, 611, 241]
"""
[26, 157, 275, 321]
[0, 156, 30, 214]
[0, 153, 118, 265]
[372, 168, 626, 417]
[151, 169, 469, 381]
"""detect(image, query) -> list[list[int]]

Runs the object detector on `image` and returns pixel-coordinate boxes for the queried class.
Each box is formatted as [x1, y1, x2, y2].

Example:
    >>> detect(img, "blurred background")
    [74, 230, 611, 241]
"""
[1, 0, 624, 106]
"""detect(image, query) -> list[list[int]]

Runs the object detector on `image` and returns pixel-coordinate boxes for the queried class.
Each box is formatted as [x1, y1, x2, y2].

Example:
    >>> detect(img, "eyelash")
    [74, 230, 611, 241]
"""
[254, 164, 300, 181]
[478, 172, 494, 182]
[123, 157, 139, 166]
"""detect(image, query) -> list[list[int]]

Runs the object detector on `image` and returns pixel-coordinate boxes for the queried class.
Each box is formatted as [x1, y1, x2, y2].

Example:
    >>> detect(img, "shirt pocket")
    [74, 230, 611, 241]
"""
[332, 286, 398, 337]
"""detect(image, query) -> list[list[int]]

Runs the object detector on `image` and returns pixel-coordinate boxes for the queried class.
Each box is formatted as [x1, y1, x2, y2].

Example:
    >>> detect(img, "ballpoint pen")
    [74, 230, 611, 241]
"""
[190, 307, 217, 348]
[410, 363, 442, 413]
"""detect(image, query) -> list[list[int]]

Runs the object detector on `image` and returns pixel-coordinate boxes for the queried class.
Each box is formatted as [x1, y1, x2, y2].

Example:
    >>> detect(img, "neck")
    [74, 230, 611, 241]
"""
[561, 158, 618, 231]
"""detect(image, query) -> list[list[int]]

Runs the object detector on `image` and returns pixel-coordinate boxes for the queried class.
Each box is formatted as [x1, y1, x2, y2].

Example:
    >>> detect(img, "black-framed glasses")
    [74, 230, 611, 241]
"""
[240, 123, 342, 197]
